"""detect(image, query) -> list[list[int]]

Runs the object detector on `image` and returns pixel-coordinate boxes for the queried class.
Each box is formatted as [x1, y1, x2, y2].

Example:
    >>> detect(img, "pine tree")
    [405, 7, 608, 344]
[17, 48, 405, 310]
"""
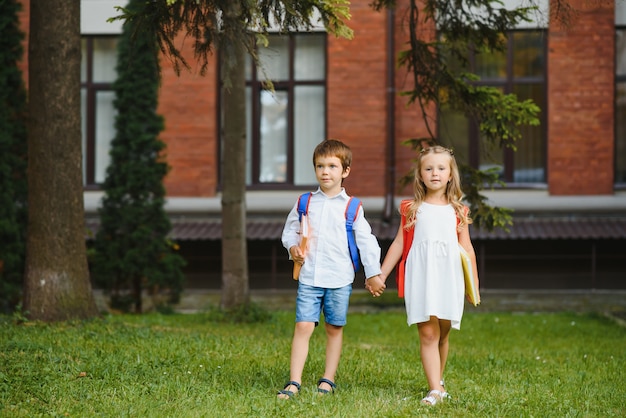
[92, 0, 185, 313]
[111, 0, 353, 311]
[0, 0, 28, 313]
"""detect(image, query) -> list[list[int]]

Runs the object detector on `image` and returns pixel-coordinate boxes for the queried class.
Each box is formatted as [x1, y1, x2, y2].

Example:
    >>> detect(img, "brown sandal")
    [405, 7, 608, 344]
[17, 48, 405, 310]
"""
[317, 378, 336, 395]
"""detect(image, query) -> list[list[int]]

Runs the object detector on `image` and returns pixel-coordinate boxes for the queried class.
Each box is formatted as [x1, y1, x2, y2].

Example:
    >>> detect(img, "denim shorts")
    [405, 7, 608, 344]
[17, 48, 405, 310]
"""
[295, 283, 353, 327]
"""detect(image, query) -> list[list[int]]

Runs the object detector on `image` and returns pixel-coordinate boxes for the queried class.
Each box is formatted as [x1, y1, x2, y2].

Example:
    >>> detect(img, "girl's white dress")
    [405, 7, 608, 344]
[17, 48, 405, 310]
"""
[404, 202, 465, 329]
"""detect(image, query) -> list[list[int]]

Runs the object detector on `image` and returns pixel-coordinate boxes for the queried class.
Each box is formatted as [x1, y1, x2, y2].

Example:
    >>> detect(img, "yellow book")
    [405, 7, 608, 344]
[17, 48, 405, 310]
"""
[459, 244, 480, 306]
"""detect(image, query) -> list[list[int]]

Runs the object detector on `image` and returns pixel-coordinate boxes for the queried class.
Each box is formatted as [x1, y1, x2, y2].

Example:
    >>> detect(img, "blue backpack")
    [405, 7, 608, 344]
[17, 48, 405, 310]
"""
[296, 192, 362, 272]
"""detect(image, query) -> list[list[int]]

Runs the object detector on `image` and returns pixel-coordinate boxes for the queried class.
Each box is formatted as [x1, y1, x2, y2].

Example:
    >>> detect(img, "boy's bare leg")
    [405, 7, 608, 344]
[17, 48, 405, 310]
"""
[319, 323, 343, 391]
[277, 321, 315, 399]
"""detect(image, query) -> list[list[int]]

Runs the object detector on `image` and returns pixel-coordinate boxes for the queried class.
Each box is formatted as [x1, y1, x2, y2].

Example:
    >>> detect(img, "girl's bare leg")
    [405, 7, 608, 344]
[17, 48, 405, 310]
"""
[417, 316, 446, 392]
[438, 318, 452, 384]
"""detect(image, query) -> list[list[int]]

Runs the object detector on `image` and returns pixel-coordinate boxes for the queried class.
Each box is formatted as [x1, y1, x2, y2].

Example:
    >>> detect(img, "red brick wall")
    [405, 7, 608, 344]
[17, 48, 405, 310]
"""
[17, 0, 218, 197]
[16, 0, 618, 198]
[328, 0, 432, 197]
[548, 0, 615, 195]
[158, 38, 218, 197]
[392, 0, 437, 195]
[17, 0, 29, 86]
[157, 1, 427, 198]
[328, 2, 388, 196]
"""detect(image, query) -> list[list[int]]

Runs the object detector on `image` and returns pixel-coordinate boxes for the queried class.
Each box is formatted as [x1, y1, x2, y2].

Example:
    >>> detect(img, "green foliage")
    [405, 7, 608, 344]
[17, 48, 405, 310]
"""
[92, 0, 185, 313]
[0, 0, 28, 313]
[9, 303, 29, 325]
[443, 81, 541, 151]
[0, 311, 625, 416]
[106, 0, 357, 313]
[107, 0, 354, 78]
[377, 0, 543, 231]
[459, 165, 514, 231]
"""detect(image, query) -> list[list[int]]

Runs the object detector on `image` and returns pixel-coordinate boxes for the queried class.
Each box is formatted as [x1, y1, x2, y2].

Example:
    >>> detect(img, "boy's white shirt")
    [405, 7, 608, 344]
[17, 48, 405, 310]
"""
[282, 188, 382, 288]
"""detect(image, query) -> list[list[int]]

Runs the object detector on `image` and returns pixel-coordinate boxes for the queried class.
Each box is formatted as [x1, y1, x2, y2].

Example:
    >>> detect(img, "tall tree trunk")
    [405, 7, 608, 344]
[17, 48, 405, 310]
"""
[23, 0, 98, 321]
[220, 4, 249, 310]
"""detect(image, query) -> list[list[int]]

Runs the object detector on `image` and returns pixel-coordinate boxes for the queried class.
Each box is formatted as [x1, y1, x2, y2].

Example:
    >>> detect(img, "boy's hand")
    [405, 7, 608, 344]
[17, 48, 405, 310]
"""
[365, 275, 386, 297]
[289, 245, 305, 265]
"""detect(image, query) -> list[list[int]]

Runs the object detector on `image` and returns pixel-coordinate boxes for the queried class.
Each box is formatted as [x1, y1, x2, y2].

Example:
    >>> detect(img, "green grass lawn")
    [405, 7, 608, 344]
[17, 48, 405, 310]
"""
[1, 308, 625, 417]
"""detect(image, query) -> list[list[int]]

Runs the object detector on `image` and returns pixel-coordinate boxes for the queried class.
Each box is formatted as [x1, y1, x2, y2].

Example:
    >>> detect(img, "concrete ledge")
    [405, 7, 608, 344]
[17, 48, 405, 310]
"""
[466, 289, 626, 313]
[94, 288, 626, 315]
[84, 190, 626, 216]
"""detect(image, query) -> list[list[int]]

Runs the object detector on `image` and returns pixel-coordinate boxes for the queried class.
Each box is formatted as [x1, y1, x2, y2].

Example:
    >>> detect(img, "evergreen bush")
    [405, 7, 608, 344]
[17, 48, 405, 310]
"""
[92, 0, 185, 313]
[0, 0, 28, 313]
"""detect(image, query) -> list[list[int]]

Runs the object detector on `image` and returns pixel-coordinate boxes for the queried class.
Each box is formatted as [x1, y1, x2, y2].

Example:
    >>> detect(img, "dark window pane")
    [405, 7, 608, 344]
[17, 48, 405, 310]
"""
[513, 83, 545, 182]
[81, 39, 88, 82]
[438, 30, 546, 185]
[475, 34, 507, 80]
[617, 30, 626, 76]
[616, 29, 626, 184]
[616, 82, 626, 183]
[246, 87, 252, 185]
[512, 32, 545, 79]
[439, 107, 470, 166]
[479, 134, 505, 180]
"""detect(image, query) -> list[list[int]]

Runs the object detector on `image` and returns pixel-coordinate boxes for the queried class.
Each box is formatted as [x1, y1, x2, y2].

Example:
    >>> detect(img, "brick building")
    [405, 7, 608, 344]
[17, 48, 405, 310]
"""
[17, 0, 626, 291]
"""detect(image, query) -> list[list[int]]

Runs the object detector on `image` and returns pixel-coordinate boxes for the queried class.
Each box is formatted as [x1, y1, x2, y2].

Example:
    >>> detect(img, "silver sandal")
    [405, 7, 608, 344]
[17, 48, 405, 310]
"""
[421, 389, 447, 405]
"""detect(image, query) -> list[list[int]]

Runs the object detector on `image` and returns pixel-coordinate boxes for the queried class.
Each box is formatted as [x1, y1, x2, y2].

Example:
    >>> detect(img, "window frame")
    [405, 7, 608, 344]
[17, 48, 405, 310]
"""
[81, 35, 117, 189]
[218, 32, 328, 190]
[440, 29, 548, 188]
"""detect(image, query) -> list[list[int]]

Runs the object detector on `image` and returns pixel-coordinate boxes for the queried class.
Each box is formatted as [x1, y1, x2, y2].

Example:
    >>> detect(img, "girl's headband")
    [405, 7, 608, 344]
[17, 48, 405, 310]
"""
[419, 146, 454, 156]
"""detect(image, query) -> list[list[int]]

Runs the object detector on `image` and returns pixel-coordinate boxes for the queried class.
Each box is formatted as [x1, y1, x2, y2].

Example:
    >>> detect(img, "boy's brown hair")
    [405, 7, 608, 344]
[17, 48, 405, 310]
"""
[312, 139, 352, 171]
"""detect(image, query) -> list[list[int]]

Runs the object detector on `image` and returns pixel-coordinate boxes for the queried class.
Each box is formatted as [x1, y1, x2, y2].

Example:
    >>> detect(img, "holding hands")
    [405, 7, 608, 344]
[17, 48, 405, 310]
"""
[365, 275, 386, 297]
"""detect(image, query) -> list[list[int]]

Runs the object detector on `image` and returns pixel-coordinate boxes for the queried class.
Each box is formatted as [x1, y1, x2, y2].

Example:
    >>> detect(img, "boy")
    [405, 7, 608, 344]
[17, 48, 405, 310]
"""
[277, 139, 386, 399]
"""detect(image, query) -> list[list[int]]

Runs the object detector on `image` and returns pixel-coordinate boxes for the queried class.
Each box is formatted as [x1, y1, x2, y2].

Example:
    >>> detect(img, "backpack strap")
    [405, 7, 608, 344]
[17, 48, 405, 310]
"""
[397, 199, 414, 298]
[296, 192, 312, 222]
[297, 192, 362, 273]
[345, 197, 362, 272]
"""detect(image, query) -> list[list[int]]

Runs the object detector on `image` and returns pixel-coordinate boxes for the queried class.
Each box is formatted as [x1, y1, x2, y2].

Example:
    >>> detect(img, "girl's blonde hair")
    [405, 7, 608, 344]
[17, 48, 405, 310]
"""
[403, 146, 472, 229]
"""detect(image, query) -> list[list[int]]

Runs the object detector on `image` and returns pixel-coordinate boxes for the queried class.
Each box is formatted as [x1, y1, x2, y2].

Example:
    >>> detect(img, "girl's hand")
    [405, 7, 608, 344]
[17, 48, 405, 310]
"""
[365, 275, 386, 297]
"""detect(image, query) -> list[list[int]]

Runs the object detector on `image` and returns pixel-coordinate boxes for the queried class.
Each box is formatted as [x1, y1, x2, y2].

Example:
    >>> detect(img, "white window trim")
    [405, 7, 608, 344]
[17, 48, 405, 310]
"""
[618, 0, 626, 25]
[81, 0, 124, 34]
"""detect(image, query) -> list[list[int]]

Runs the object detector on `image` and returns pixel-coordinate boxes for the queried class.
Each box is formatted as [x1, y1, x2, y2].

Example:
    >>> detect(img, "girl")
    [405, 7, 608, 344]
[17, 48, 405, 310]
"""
[378, 146, 480, 405]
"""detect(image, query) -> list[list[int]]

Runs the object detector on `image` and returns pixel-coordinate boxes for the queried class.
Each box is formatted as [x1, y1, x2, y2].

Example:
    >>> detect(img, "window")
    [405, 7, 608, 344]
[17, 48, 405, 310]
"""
[439, 30, 547, 185]
[81, 36, 118, 187]
[221, 33, 326, 189]
[616, 27, 626, 185]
